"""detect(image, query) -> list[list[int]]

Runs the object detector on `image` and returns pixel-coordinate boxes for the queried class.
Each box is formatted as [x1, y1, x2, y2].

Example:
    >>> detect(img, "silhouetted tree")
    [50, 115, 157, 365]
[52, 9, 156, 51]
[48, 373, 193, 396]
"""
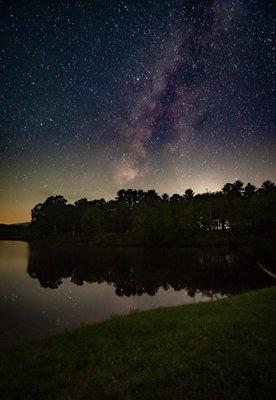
[184, 189, 194, 199]
[222, 182, 233, 196]
[170, 193, 183, 203]
[162, 193, 170, 202]
[244, 183, 256, 197]
[261, 180, 275, 192]
[232, 180, 244, 196]
[30, 195, 68, 238]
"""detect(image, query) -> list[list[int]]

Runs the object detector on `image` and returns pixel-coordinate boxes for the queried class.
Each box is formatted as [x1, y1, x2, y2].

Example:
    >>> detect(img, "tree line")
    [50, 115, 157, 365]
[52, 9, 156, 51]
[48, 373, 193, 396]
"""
[30, 180, 276, 245]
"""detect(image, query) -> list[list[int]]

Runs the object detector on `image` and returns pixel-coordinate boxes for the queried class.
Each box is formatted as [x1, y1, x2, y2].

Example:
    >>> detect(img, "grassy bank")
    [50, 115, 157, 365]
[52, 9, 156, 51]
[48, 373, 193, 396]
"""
[1, 287, 276, 400]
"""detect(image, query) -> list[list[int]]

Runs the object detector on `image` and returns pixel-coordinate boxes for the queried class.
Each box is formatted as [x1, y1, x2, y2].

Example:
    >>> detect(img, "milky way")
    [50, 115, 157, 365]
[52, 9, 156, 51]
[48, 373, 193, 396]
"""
[1, 0, 275, 222]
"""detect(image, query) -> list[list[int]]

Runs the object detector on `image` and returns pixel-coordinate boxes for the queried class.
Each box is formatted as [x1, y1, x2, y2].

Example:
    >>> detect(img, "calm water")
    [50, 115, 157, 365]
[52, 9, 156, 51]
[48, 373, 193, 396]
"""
[0, 240, 274, 347]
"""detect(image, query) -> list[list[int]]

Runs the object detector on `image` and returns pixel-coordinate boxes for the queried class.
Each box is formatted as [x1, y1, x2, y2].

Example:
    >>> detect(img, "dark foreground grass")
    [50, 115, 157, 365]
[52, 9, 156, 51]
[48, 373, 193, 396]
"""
[1, 287, 276, 400]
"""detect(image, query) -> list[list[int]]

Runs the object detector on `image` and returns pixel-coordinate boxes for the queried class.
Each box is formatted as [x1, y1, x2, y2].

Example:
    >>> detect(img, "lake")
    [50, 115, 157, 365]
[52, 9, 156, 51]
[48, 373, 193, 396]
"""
[0, 240, 274, 347]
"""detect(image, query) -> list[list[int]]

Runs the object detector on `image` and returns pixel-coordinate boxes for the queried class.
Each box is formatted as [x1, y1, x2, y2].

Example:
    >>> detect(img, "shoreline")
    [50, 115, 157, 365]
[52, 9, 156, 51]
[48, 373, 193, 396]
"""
[1, 286, 275, 399]
[0, 235, 274, 248]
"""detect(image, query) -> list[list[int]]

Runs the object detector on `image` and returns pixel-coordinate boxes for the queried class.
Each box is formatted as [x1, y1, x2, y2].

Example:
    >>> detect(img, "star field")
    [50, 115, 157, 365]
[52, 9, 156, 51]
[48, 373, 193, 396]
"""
[0, 0, 275, 223]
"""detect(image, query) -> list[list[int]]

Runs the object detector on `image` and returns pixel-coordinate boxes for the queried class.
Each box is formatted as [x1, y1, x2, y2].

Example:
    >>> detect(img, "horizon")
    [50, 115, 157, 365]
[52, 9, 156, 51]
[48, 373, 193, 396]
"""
[1, 177, 275, 225]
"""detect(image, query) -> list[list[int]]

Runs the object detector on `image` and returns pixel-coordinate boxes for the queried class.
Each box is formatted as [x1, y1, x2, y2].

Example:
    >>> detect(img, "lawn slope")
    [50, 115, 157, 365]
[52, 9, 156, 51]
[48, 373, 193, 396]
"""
[1, 287, 276, 400]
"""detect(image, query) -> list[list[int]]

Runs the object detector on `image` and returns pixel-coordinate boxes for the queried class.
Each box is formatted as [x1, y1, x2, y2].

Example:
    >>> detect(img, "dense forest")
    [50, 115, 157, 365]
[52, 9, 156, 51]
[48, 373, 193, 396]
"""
[27, 179, 276, 246]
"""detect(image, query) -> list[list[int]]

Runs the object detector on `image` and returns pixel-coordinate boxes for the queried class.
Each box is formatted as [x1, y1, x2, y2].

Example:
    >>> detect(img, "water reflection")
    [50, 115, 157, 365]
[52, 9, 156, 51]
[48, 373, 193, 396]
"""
[1, 241, 275, 346]
[27, 244, 273, 298]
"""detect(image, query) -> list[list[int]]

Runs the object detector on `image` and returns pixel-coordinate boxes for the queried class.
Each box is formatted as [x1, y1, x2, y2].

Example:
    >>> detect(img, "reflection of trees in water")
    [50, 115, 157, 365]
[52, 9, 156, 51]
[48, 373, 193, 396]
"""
[27, 245, 273, 297]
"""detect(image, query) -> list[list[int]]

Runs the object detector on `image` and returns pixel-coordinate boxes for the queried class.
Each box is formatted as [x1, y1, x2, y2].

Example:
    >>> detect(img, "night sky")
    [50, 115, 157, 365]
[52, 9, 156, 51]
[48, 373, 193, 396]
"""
[1, 0, 275, 223]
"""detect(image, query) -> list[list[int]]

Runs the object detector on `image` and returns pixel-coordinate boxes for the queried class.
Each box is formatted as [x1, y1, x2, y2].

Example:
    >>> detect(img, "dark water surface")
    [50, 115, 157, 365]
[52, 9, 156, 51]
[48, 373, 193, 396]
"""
[0, 240, 274, 347]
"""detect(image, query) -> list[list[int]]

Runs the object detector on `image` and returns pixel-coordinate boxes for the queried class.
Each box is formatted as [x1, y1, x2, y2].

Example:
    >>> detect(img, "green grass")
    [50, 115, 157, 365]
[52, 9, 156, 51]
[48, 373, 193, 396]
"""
[1, 287, 276, 400]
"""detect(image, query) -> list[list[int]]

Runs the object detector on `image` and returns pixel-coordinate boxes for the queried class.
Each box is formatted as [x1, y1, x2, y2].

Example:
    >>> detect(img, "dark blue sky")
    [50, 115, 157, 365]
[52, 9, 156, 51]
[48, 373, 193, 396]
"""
[1, 0, 275, 222]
